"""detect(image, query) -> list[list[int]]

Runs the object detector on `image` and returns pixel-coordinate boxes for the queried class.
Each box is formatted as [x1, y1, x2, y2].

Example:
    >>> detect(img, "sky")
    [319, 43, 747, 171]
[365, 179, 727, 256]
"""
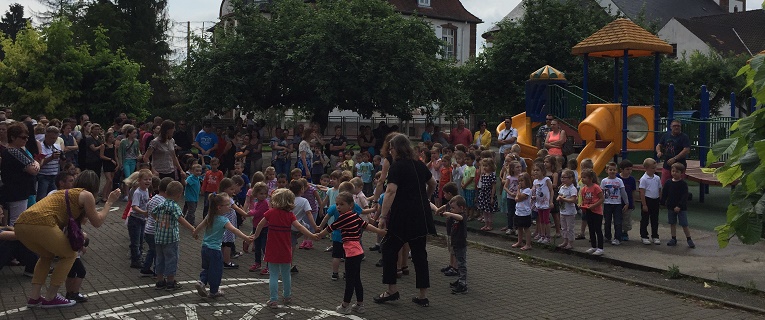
[1, 0, 763, 59]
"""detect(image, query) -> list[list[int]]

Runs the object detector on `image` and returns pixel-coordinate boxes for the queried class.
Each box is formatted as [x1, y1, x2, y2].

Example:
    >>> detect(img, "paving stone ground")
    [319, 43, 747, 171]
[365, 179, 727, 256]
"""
[0, 202, 760, 319]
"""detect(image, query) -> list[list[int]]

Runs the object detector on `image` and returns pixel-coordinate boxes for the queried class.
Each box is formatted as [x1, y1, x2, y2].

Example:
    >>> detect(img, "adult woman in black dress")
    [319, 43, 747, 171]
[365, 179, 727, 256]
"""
[375, 133, 436, 307]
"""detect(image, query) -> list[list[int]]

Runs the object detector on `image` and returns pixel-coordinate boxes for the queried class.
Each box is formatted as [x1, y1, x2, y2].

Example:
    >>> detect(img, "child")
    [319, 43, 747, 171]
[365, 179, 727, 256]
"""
[438, 195, 468, 294]
[65, 232, 90, 302]
[639, 158, 662, 245]
[340, 151, 355, 173]
[531, 163, 553, 243]
[140, 177, 174, 277]
[265, 166, 278, 194]
[252, 188, 318, 309]
[231, 175, 248, 255]
[289, 179, 316, 272]
[618, 160, 637, 241]
[502, 160, 521, 235]
[451, 151, 465, 197]
[476, 158, 498, 231]
[356, 152, 374, 196]
[461, 153, 477, 220]
[315, 192, 386, 314]
[245, 182, 271, 274]
[544, 155, 561, 238]
[193, 193, 255, 298]
[49, 171, 75, 196]
[372, 155, 382, 178]
[275, 173, 289, 190]
[427, 147, 442, 206]
[557, 169, 578, 249]
[183, 164, 203, 225]
[577, 158, 594, 240]
[662, 163, 694, 248]
[349, 177, 375, 220]
[292, 170, 321, 249]
[601, 162, 629, 246]
[435, 182, 460, 276]
[218, 178, 248, 269]
[512, 173, 533, 250]
[439, 154, 453, 205]
[128, 169, 153, 268]
[311, 143, 329, 183]
[233, 162, 251, 206]
[318, 181, 362, 281]
[202, 158, 224, 219]
[152, 181, 195, 290]
[580, 169, 605, 255]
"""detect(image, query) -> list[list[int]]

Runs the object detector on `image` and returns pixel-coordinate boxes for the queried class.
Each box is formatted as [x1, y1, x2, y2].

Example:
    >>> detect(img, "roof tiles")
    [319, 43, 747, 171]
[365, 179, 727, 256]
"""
[572, 18, 673, 57]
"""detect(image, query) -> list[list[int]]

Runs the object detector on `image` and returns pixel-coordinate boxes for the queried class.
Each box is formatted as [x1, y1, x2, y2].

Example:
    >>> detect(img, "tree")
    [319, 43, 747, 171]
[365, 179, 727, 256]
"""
[0, 19, 150, 123]
[35, 0, 84, 24]
[176, 0, 447, 130]
[0, 3, 28, 40]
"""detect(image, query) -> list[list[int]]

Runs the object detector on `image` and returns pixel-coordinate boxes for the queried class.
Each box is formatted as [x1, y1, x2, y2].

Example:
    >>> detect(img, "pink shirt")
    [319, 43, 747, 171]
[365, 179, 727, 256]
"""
[448, 127, 472, 146]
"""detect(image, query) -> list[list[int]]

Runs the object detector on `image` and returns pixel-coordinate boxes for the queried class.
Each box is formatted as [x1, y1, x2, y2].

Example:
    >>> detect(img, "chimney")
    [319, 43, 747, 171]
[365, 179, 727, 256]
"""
[719, 0, 730, 12]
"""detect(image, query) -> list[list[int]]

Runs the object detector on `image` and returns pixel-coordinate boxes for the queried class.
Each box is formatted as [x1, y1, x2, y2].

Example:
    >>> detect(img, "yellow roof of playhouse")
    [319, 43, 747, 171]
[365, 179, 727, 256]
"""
[529, 65, 566, 81]
[571, 18, 673, 58]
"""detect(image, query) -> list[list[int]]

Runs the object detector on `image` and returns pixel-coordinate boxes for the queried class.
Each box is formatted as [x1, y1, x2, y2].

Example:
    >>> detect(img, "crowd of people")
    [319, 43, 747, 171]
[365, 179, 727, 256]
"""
[0, 108, 695, 312]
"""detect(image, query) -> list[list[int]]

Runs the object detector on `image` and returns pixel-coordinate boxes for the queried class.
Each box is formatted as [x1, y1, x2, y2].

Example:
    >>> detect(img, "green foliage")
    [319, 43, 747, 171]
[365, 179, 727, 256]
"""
[0, 3, 28, 40]
[176, 0, 447, 128]
[709, 52, 765, 248]
[0, 19, 150, 123]
[665, 264, 681, 279]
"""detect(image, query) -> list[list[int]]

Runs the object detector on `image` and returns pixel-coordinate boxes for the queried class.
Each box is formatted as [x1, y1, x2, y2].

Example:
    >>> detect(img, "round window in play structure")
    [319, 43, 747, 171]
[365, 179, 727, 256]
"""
[627, 114, 649, 143]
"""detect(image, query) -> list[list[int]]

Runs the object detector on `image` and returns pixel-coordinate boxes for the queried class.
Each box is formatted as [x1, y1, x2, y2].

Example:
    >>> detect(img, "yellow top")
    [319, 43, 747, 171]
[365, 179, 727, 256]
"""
[473, 130, 492, 149]
[571, 18, 673, 58]
[15, 188, 86, 228]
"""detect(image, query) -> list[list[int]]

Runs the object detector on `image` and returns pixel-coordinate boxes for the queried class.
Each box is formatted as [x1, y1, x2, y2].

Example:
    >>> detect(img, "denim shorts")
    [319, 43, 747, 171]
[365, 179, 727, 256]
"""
[667, 210, 689, 227]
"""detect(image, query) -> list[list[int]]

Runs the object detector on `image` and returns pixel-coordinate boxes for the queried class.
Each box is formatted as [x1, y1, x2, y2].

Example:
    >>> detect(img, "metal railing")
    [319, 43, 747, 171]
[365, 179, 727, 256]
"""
[549, 84, 609, 121]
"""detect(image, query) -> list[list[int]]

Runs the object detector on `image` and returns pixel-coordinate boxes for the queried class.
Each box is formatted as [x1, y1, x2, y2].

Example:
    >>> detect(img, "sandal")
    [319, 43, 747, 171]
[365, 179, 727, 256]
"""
[520, 246, 532, 251]
[563, 245, 574, 250]
[373, 291, 400, 303]
[500, 227, 509, 231]
[511, 243, 521, 248]
[411, 296, 430, 307]
[400, 266, 410, 275]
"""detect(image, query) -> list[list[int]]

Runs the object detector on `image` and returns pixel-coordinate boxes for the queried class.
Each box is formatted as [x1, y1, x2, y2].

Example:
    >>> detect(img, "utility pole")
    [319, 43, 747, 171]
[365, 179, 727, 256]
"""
[186, 21, 191, 67]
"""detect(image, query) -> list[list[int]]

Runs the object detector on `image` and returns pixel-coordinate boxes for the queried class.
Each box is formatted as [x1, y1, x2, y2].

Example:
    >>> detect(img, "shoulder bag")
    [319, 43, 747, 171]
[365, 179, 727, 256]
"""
[63, 190, 85, 251]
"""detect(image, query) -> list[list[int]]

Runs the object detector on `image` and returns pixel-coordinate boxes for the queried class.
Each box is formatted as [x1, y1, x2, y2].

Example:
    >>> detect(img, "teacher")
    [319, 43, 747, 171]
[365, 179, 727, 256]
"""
[0, 122, 40, 226]
[13, 170, 120, 308]
[473, 120, 492, 149]
[375, 133, 436, 307]
[144, 120, 186, 181]
[544, 119, 565, 156]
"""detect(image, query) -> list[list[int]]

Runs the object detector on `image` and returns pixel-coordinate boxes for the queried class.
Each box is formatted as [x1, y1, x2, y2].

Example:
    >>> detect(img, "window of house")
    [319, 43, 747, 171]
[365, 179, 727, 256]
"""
[669, 43, 678, 59]
[442, 27, 456, 60]
[418, 0, 431, 7]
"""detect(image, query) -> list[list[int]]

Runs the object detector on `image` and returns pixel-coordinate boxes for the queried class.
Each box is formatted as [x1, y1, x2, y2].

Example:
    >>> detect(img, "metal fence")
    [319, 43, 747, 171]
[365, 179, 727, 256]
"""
[659, 116, 737, 162]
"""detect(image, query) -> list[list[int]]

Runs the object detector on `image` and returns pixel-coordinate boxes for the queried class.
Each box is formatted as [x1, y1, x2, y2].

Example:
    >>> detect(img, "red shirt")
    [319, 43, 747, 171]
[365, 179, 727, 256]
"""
[580, 184, 603, 215]
[202, 170, 224, 193]
[448, 127, 473, 146]
[263, 208, 297, 264]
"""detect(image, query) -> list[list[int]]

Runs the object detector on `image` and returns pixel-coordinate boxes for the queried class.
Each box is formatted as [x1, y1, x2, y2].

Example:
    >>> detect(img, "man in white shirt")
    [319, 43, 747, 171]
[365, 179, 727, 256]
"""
[497, 116, 518, 157]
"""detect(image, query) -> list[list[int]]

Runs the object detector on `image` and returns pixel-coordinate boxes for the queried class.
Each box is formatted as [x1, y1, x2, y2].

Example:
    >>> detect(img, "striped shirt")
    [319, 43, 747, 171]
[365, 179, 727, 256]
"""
[145, 195, 166, 235]
[39, 142, 61, 176]
[327, 210, 368, 243]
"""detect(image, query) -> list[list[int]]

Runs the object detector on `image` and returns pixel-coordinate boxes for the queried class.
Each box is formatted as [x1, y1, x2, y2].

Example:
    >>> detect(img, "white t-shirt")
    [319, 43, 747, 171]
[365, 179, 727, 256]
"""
[497, 127, 518, 155]
[291, 196, 313, 231]
[505, 175, 518, 199]
[515, 188, 532, 216]
[533, 177, 552, 209]
[558, 184, 578, 216]
[639, 173, 662, 199]
[601, 177, 625, 205]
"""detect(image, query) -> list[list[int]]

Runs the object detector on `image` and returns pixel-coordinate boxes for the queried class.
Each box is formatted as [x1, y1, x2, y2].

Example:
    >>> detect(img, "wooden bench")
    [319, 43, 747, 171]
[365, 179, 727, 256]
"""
[633, 160, 736, 203]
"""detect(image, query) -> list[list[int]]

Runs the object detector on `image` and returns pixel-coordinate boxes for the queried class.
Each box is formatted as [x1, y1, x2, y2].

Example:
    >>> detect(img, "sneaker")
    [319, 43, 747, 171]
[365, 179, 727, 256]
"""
[351, 303, 366, 313]
[440, 265, 453, 273]
[165, 281, 183, 291]
[592, 249, 604, 256]
[575, 234, 586, 240]
[208, 290, 225, 298]
[291, 265, 298, 273]
[539, 237, 550, 244]
[41, 294, 76, 309]
[195, 281, 208, 297]
[505, 229, 515, 235]
[26, 297, 43, 308]
[331, 273, 339, 281]
[687, 239, 696, 248]
[299, 240, 308, 249]
[533, 234, 541, 240]
[449, 280, 459, 288]
[224, 262, 239, 269]
[155, 280, 166, 290]
[369, 244, 380, 251]
[304, 241, 314, 249]
[23, 271, 34, 277]
[260, 268, 269, 275]
[266, 300, 279, 309]
[283, 297, 292, 305]
[611, 239, 621, 246]
[140, 269, 155, 277]
[622, 234, 630, 241]
[66, 292, 88, 303]
[232, 251, 244, 259]
[249, 263, 262, 272]
[324, 246, 333, 252]
[451, 284, 468, 294]
[375, 259, 384, 267]
[653, 238, 661, 245]
[667, 238, 678, 246]
[585, 248, 597, 254]
[336, 304, 352, 314]
[443, 269, 459, 277]
[641, 238, 651, 245]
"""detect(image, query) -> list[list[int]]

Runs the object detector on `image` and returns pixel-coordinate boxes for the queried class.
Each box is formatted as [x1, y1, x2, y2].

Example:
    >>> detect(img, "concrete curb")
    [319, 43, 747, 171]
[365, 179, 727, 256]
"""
[434, 220, 765, 315]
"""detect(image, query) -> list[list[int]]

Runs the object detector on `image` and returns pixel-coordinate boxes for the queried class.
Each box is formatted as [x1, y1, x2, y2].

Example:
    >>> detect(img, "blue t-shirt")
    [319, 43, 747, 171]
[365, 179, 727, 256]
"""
[195, 130, 218, 155]
[357, 162, 374, 183]
[618, 175, 637, 209]
[237, 174, 250, 201]
[203, 215, 230, 250]
[422, 131, 432, 142]
[184, 174, 202, 202]
[325, 203, 362, 242]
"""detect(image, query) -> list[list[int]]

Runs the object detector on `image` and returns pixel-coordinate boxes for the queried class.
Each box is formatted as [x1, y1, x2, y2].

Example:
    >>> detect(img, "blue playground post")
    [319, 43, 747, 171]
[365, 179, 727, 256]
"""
[613, 58, 619, 103]
[667, 84, 675, 131]
[730, 92, 736, 118]
[621, 50, 629, 160]
[582, 54, 589, 120]
[700, 85, 710, 202]
[750, 97, 758, 114]
[654, 53, 661, 154]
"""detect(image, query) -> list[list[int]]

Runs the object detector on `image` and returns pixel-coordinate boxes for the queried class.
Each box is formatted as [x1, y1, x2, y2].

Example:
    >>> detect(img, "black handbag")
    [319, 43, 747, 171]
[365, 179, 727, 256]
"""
[63, 190, 85, 251]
